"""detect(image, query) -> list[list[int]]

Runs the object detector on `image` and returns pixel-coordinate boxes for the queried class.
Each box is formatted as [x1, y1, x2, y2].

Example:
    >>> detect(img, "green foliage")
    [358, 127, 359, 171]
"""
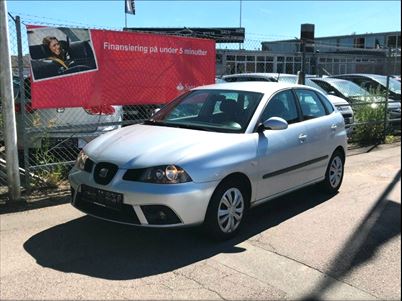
[352, 102, 387, 146]
[31, 137, 70, 187]
[385, 135, 396, 144]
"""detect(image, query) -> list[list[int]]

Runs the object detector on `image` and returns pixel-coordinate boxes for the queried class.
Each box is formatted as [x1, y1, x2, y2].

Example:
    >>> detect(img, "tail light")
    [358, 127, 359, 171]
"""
[84, 105, 116, 115]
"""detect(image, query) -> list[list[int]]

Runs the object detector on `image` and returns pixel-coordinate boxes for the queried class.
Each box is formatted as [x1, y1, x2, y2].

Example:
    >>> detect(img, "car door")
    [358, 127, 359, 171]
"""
[255, 89, 310, 201]
[293, 89, 337, 182]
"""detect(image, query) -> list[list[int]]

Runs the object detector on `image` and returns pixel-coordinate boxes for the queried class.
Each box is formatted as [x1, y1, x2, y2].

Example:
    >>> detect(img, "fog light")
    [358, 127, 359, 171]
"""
[141, 205, 181, 225]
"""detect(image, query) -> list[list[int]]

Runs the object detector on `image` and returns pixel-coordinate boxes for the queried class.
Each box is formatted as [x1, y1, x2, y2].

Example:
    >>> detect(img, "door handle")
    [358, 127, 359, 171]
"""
[299, 133, 308, 143]
[331, 124, 338, 131]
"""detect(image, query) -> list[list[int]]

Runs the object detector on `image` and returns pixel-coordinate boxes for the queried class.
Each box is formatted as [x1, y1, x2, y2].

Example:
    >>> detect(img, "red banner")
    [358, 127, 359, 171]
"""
[28, 27, 216, 108]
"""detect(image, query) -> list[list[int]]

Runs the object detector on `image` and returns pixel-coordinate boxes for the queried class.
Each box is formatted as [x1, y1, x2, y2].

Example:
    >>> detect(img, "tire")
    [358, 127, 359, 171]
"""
[320, 150, 345, 194]
[204, 179, 248, 240]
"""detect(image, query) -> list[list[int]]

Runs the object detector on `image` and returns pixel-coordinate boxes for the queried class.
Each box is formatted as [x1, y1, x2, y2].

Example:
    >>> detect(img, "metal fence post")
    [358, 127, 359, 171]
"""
[0, 1, 22, 202]
[15, 15, 31, 193]
[383, 47, 391, 142]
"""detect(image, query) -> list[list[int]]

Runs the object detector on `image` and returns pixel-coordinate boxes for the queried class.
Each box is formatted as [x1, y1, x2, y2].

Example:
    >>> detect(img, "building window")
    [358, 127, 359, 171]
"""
[387, 35, 401, 48]
[226, 62, 236, 74]
[246, 62, 255, 72]
[354, 37, 365, 48]
[236, 62, 245, 73]
[257, 63, 264, 72]
[286, 63, 293, 73]
[266, 63, 274, 72]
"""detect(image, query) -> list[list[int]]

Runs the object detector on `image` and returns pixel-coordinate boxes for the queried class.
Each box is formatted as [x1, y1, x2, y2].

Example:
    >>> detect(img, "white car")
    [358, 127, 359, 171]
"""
[14, 76, 122, 152]
[69, 82, 347, 240]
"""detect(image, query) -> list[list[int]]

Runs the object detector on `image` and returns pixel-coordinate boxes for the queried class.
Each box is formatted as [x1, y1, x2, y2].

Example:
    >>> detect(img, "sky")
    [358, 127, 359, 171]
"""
[6, 0, 402, 42]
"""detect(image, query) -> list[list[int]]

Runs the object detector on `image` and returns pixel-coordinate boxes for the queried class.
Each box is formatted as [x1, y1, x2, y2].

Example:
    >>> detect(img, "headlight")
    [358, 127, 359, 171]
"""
[123, 165, 192, 184]
[75, 150, 89, 171]
[336, 105, 351, 112]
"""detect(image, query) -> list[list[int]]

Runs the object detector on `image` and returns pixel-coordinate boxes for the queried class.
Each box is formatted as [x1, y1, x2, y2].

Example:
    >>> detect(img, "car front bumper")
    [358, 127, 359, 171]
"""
[69, 167, 218, 227]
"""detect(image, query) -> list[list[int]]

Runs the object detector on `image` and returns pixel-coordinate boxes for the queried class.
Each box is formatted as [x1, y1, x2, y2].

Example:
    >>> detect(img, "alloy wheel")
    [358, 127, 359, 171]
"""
[217, 188, 245, 233]
[329, 156, 343, 188]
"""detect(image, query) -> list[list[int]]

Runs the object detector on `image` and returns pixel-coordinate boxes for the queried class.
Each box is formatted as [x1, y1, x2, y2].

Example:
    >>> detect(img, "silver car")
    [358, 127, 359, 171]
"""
[69, 82, 347, 240]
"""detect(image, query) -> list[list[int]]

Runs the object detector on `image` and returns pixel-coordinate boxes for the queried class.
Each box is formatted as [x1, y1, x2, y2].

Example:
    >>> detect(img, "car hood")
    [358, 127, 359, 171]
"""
[84, 124, 253, 169]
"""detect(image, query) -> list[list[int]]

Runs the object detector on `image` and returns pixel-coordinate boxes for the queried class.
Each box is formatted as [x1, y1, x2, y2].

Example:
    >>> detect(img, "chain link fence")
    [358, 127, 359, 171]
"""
[1, 13, 400, 197]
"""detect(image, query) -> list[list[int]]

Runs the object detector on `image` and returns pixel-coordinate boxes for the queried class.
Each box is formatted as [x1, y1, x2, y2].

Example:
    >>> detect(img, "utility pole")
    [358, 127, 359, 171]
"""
[0, 0, 22, 202]
[298, 23, 315, 85]
[239, 0, 242, 50]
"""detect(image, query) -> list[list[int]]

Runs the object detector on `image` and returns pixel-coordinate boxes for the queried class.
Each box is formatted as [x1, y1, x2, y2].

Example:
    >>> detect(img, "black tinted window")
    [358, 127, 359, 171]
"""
[260, 90, 299, 124]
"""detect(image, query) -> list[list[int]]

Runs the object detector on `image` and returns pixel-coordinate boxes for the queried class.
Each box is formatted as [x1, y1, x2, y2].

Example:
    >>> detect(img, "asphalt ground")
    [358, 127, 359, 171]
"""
[0, 143, 400, 300]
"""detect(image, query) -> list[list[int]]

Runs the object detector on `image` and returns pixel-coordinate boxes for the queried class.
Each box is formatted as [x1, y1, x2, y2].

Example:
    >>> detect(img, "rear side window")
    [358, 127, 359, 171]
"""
[260, 89, 299, 124]
[294, 89, 327, 120]
[316, 92, 334, 114]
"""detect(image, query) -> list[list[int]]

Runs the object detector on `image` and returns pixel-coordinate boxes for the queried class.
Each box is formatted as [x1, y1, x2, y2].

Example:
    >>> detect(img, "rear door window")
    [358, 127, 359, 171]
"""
[294, 89, 327, 120]
[260, 89, 300, 124]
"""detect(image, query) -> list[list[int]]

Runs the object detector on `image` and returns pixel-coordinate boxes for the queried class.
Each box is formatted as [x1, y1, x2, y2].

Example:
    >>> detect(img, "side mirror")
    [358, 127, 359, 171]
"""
[152, 108, 161, 116]
[259, 117, 288, 132]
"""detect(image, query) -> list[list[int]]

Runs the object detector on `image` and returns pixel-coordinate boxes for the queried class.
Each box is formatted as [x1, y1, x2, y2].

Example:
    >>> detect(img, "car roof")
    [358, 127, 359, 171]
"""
[223, 73, 280, 78]
[193, 81, 315, 94]
[332, 73, 386, 79]
[312, 77, 353, 84]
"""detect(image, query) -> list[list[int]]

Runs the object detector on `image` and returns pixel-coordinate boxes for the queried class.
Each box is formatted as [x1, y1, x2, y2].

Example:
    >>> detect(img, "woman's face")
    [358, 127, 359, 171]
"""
[49, 39, 61, 56]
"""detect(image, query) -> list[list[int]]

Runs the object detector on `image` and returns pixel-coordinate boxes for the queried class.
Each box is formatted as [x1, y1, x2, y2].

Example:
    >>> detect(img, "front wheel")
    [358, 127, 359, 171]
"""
[204, 179, 247, 240]
[320, 150, 345, 194]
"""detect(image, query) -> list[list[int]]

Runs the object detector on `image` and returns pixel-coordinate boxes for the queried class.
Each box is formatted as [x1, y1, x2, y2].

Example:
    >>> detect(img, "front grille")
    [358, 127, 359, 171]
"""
[93, 162, 118, 185]
[75, 186, 140, 224]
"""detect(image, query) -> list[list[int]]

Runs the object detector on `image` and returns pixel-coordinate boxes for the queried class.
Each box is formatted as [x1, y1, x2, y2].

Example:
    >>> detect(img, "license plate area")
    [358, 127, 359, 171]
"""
[80, 184, 123, 210]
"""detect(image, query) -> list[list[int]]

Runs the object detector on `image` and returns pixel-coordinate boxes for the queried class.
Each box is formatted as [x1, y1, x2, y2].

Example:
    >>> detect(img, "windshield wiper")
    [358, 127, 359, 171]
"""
[143, 120, 168, 126]
[164, 123, 210, 131]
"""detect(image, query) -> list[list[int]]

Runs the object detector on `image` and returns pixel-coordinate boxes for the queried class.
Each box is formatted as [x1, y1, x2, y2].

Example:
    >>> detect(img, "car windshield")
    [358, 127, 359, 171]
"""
[277, 76, 328, 94]
[370, 75, 401, 95]
[328, 80, 370, 98]
[147, 89, 264, 133]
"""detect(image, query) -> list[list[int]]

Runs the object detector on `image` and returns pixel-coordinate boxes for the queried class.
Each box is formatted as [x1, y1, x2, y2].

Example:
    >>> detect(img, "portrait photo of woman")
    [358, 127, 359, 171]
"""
[28, 27, 98, 81]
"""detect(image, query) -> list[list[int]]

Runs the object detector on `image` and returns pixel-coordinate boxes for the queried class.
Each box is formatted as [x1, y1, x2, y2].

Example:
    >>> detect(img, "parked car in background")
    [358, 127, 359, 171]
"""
[310, 77, 401, 127]
[70, 82, 347, 240]
[331, 74, 401, 101]
[122, 104, 161, 125]
[223, 73, 354, 130]
[13, 76, 122, 155]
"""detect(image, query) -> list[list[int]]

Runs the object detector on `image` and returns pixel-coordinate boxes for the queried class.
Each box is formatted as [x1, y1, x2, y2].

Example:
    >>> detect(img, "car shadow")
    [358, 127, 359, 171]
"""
[23, 186, 337, 280]
[302, 170, 401, 300]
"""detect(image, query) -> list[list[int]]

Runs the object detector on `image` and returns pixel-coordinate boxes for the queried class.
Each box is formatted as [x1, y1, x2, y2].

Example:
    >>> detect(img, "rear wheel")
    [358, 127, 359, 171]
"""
[204, 179, 247, 240]
[320, 150, 345, 194]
